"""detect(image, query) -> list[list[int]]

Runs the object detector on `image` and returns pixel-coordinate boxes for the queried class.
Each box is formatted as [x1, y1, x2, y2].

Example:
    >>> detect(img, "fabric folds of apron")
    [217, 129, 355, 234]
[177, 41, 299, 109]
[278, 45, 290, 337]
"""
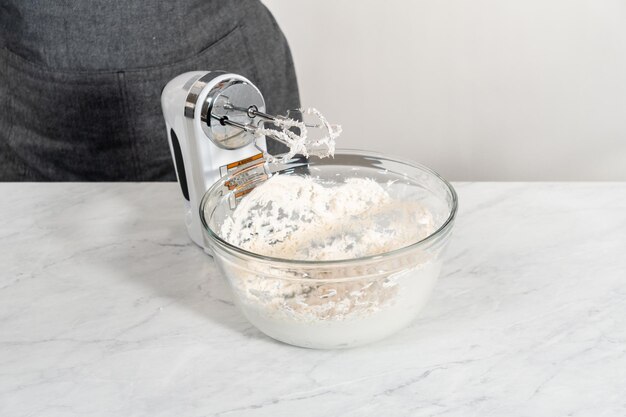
[0, 0, 300, 181]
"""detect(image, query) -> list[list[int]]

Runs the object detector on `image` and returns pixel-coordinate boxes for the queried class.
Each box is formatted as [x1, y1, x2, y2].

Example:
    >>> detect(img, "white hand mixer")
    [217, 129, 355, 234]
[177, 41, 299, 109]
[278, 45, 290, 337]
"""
[161, 71, 340, 248]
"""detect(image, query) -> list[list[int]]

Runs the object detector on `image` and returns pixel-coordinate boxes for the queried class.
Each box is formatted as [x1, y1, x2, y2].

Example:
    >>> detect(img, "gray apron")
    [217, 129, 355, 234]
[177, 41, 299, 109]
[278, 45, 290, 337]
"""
[0, 0, 300, 181]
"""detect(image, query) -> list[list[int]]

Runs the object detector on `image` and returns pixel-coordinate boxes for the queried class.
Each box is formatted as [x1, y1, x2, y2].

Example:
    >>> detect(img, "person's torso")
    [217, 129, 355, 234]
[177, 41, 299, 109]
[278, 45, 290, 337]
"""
[0, 0, 299, 181]
[1, 0, 246, 71]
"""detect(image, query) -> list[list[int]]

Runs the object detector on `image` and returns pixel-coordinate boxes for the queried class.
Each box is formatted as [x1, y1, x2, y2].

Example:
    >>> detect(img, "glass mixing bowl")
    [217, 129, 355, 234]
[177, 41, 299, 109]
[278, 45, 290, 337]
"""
[200, 149, 457, 349]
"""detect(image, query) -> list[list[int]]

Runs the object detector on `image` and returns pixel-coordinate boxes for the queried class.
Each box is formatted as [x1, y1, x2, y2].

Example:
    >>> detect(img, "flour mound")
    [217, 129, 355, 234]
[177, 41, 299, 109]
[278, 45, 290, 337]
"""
[220, 175, 434, 261]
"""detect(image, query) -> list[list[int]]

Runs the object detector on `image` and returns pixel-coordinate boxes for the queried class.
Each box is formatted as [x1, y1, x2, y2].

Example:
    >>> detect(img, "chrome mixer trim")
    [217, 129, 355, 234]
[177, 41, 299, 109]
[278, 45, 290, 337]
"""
[184, 71, 225, 119]
[198, 76, 266, 150]
[199, 78, 245, 139]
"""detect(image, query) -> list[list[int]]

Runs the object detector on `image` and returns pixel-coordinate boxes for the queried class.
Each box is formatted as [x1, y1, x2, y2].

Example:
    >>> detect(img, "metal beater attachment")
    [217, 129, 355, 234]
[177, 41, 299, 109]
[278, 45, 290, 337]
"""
[212, 104, 341, 162]
[211, 104, 284, 134]
[198, 73, 341, 160]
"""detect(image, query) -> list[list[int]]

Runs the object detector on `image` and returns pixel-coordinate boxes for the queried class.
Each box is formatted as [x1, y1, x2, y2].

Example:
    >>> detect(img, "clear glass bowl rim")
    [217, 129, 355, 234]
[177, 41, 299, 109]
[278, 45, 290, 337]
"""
[200, 148, 458, 267]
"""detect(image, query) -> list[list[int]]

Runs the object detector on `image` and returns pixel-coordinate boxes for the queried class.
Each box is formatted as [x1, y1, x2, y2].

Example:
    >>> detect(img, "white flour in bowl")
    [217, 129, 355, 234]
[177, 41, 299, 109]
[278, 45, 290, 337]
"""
[214, 174, 442, 348]
[220, 175, 435, 261]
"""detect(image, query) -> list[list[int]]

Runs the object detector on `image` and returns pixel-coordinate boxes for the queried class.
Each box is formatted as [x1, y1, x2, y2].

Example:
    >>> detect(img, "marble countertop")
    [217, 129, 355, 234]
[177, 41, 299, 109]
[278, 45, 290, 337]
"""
[1, 182, 625, 417]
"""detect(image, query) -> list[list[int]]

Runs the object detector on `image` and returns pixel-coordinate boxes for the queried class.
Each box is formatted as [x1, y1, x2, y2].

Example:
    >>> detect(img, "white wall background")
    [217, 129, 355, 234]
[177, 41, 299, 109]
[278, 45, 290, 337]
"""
[263, 0, 626, 180]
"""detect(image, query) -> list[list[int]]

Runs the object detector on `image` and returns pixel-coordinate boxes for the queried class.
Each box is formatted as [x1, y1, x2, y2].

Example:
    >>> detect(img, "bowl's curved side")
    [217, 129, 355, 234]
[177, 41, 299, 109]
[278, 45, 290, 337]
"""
[199, 149, 458, 270]
[199, 150, 457, 348]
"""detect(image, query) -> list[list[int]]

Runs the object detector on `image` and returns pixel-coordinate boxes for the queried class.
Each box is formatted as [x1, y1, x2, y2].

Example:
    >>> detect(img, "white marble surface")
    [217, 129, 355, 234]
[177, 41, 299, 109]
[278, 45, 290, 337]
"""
[1, 182, 625, 416]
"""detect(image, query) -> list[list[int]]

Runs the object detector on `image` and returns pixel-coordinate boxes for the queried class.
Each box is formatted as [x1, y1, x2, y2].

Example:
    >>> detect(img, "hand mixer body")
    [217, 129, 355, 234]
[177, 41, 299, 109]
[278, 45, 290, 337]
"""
[161, 71, 267, 250]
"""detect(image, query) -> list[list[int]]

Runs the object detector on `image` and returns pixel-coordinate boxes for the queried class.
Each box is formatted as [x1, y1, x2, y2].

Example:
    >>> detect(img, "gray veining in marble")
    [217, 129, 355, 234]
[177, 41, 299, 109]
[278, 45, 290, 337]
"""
[1, 183, 625, 416]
